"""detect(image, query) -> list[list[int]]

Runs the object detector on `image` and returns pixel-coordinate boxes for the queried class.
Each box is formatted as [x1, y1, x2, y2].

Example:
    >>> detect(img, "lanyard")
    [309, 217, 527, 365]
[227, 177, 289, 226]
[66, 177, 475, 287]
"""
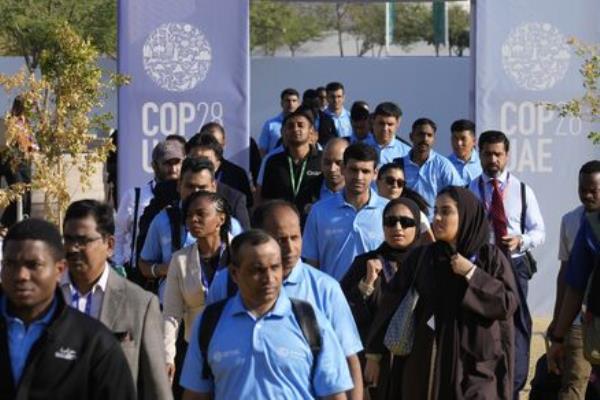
[198, 243, 226, 292]
[478, 173, 510, 211]
[71, 290, 92, 316]
[288, 156, 308, 198]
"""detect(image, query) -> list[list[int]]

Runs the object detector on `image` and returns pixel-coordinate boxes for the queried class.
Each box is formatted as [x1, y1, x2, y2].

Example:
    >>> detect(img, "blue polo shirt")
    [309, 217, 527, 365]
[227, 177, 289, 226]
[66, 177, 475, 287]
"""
[565, 217, 600, 293]
[395, 150, 464, 218]
[348, 132, 373, 144]
[319, 181, 339, 201]
[258, 113, 284, 153]
[180, 290, 353, 399]
[1, 296, 57, 385]
[207, 260, 363, 357]
[365, 136, 411, 167]
[302, 189, 388, 281]
[325, 108, 352, 138]
[447, 151, 482, 185]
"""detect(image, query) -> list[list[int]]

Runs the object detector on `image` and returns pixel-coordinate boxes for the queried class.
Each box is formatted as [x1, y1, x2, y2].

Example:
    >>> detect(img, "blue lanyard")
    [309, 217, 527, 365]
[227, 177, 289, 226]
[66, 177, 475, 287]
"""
[71, 291, 92, 316]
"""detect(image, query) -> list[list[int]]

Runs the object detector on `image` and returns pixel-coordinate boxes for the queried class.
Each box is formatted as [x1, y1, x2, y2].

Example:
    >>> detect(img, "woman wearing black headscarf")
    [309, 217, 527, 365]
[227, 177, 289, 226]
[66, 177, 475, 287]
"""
[366, 186, 519, 400]
[340, 197, 422, 395]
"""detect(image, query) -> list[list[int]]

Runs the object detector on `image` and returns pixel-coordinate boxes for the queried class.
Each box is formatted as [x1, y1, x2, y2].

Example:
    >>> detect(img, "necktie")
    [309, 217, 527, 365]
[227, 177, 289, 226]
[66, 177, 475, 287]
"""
[490, 178, 508, 245]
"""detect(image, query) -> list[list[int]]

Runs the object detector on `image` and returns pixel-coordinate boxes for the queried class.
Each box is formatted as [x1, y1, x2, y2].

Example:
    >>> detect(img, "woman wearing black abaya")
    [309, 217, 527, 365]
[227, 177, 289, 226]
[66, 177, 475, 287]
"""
[366, 186, 519, 400]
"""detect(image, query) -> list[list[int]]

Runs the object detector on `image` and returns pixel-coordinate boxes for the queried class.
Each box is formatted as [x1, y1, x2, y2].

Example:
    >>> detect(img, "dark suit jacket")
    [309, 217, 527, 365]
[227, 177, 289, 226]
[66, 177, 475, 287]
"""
[217, 182, 250, 230]
[218, 159, 253, 208]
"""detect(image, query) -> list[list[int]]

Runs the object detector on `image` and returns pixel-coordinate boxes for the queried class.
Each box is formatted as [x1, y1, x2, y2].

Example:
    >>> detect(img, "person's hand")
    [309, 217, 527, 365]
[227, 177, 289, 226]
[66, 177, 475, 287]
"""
[450, 253, 475, 277]
[547, 341, 565, 375]
[166, 363, 176, 384]
[501, 235, 522, 252]
[365, 259, 383, 286]
[364, 358, 380, 387]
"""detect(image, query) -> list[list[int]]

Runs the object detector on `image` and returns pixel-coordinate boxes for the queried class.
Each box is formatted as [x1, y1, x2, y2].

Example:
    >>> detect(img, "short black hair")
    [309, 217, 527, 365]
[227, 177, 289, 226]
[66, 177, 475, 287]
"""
[200, 122, 226, 138]
[185, 133, 224, 159]
[180, 157, 215, 180]
[64, 199, 115, 236]
[377, 162, 403, 180]
[580, 160, 600, 175]
[412, 118, 437, 133]
[343, 142, 379, 167]
[326, 81, 344, 93]
[251, 200, 300, 229]
[450, 119, 475, 136]
[350, 101, 370, 121]
[165, 134, 187, 147]
[478, 130, 510, 152]
[282, 106, 315, 128]
[281, 88, 299, 100]
[373, 102, 402, 119]
[316, 86, 326, 93]
[230, 229, 276, 268]
[3, 218, 65, 260]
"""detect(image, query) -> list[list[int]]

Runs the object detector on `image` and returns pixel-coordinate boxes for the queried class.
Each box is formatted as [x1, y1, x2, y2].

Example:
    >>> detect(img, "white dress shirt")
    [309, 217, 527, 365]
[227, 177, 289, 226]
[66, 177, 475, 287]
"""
[468, 169, 545, 258]
[60, 263, 111, 319]
[113, 180, 156, 266]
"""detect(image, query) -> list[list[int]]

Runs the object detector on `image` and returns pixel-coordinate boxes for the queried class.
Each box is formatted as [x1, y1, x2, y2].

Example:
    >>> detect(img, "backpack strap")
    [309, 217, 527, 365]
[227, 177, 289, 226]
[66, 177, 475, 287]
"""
[290, 298, 322, 385]
[166, 205, 182, 253]
[520, 181, 527, 234]
[198, 299, 229, 380]
[225, 271, 238, 298]
[129, 187, 141, 266]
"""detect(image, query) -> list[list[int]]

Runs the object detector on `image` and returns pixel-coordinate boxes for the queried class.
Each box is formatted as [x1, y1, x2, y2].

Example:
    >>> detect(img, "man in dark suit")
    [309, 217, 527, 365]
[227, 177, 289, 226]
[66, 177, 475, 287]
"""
[61, 200, 172, 400]
[0, 218, 136, 400]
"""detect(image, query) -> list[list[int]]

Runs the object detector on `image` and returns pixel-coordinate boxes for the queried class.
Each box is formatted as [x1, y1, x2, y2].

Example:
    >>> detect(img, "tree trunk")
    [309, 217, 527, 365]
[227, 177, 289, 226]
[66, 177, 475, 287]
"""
[336, 4, 344, 57]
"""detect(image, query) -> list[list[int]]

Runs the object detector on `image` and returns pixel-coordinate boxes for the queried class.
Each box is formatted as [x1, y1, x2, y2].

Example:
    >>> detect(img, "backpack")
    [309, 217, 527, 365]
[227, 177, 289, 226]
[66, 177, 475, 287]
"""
[198, 298, 322, 383]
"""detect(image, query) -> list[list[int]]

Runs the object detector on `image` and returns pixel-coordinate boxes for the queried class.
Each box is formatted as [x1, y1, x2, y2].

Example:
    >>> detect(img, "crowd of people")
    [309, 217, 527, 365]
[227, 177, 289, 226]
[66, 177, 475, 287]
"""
[0, 81, 599, 400]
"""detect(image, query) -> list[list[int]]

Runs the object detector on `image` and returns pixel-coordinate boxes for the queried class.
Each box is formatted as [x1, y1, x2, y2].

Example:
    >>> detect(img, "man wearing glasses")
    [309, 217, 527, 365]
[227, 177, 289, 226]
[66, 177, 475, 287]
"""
[60, 199, 172, 400]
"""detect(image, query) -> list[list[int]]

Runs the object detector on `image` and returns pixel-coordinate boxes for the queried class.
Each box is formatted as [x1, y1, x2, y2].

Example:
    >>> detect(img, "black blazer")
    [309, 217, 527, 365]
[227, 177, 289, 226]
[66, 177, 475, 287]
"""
[216, 182, 250, 230]
[218, 159, 253, 208]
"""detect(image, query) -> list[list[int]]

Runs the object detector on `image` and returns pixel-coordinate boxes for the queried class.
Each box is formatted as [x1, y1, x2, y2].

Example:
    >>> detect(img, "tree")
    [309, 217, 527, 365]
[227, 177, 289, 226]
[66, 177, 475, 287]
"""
[0, 0, 116, 71]
[0, 23, 127, 223]
[394, 3, 431, 50]
[282, 6, 324, 57]
[346, 4, 385, 57]
[546, 39, 600, 144]
[448, 5, 470, 56]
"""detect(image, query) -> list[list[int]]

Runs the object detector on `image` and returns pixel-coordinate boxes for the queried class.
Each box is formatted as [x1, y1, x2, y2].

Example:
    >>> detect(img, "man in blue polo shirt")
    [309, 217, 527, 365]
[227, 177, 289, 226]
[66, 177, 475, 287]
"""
[303, 143, 388, 281]
[324, 82, 352, 138]
[365, 102, 411, 167]
[207, 200, 364, 399]
[447, 119, 482, 185]
[394, 118, 463, 218]
[258, 88, 300, 156]
[181, 230, 353, 399]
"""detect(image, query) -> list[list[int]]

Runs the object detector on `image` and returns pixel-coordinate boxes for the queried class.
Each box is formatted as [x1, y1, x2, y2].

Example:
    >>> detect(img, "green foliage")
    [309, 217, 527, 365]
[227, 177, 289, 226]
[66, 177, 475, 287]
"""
[448, 5, 470, 56]
[0, 22, 128, 223]
[545, 39, 600, 144]
[0, 0, 116, 70]
[347, 4, 386, 56]
[394, 3, 431, 49]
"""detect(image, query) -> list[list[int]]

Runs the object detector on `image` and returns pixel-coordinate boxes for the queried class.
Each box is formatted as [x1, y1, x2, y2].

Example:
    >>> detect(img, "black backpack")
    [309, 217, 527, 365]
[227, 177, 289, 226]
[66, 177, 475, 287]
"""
[198, 298, 322, 383]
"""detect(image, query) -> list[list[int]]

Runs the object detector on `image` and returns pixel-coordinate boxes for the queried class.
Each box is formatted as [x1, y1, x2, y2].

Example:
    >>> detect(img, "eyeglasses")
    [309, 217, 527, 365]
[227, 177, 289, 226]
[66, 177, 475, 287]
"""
[63, 235, 104, 248]
[383, 176, 405, 188]
[383, 215, 416, 229]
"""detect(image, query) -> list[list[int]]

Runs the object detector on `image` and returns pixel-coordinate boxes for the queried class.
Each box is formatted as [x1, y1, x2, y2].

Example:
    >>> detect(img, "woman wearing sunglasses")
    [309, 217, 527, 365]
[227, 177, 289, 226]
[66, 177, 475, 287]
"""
[340, 197, 422, 396]
[376, 162, 434, 243]
[365, 187, 518, 400]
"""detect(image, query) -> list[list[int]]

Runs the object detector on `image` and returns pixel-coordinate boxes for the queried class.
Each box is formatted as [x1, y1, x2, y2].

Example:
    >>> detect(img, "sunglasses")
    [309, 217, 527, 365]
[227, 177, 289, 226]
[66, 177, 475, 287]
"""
[383, 215, 417, 229]
[383, 176, 405, 188]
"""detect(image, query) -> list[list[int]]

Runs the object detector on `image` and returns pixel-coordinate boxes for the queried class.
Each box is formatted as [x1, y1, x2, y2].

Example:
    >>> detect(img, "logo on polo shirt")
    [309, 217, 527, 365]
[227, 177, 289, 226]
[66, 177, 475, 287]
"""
[306, 170, 322, 177]
[55, 347, 77, 361]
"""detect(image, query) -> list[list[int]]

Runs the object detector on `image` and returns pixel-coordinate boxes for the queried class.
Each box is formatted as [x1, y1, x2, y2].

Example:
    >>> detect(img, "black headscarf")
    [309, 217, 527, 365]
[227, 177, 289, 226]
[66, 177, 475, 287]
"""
[378, 197, 422, 263]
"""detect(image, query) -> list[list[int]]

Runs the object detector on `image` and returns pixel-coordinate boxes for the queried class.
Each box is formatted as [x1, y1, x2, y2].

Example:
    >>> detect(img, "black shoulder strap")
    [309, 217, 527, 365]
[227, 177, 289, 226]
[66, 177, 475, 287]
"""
[129, 187, 141, 266]
[198, 299, 229, 380]
[520, 181, 527, 234]
[225, 271, 238, 298]
[290, 298, 322, 384]
[166, 205, 182, 252]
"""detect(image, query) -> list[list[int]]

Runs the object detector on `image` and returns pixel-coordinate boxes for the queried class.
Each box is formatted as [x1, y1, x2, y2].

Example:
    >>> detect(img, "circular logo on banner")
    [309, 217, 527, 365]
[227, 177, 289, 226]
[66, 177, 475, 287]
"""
[501, 22, 571, 91]
[143, 23, 212, 92]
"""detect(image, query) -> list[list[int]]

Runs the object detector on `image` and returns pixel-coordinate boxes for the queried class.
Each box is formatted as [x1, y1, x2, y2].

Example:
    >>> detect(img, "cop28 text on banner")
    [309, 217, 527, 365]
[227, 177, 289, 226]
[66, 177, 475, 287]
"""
[118, 0, 249, 198]
[476, 0, 600, 316]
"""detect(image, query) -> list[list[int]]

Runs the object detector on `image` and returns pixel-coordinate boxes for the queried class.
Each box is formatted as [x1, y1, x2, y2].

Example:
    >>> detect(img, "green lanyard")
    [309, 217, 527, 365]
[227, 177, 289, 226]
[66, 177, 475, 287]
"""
[288, 156, 308, 198]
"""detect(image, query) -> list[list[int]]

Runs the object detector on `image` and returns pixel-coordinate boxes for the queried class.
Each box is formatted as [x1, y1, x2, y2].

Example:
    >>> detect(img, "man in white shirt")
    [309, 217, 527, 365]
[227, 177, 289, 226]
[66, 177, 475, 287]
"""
[468, 130, 545, 399]
[549, 160, 600, 399]
[114, 141, 184, 272]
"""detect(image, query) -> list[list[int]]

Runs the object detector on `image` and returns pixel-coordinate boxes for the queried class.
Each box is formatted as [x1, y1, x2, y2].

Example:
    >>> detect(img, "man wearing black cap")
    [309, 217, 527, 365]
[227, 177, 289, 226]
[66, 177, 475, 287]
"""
[258, 108, 322, 217]
[348, 101, 372, 144]
[114, 141, 185, 275]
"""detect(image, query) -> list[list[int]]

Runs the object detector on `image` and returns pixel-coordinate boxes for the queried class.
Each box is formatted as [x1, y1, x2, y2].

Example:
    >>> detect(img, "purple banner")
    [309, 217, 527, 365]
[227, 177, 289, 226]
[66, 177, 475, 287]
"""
[118, 0, 249, 198]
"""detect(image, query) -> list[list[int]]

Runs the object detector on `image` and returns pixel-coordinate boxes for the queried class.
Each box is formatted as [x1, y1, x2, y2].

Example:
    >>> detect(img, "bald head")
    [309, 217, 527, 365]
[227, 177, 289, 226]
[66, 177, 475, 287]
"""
[321, 138, 348, 191]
